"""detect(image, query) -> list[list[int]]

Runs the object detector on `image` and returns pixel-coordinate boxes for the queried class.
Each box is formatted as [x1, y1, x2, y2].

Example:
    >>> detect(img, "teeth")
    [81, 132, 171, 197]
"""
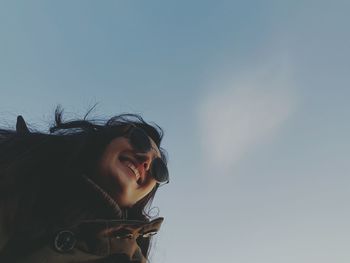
[125, 161, 140, 180]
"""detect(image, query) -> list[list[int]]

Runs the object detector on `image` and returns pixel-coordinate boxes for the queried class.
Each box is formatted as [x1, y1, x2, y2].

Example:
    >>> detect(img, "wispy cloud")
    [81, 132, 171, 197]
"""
[197, 59, 296, 173]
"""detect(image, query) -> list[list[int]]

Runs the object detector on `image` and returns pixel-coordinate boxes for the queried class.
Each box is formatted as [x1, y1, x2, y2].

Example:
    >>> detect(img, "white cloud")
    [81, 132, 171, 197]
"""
[197, 60, 296, 173]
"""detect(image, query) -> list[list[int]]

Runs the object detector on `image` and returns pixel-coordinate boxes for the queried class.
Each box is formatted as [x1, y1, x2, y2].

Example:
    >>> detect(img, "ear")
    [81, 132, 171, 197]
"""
[16, 115, 30, 135]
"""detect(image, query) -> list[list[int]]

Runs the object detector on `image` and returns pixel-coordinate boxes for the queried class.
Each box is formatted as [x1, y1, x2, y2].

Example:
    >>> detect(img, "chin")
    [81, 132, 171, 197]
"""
[113, 193, 135, 208]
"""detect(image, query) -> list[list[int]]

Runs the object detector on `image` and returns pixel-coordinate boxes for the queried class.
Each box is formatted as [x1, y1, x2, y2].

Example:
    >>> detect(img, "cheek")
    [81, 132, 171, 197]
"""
[100, 151, 123, 177]
[111, 160, 135, 186]
[96, 157, 132, 193]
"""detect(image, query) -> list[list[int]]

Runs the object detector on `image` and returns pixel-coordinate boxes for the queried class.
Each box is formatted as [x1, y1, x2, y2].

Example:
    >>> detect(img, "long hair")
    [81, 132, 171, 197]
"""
[0, 107, 167, 259]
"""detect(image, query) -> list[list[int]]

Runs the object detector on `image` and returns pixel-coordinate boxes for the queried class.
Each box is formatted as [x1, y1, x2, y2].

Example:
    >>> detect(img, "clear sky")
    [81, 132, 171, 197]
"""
[1, 1, 349, 262]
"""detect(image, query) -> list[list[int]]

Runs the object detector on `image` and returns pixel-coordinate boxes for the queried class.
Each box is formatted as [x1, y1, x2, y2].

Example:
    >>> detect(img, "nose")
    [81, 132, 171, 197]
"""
[141, 157, 151, 171]
[135, 153, 153, 181]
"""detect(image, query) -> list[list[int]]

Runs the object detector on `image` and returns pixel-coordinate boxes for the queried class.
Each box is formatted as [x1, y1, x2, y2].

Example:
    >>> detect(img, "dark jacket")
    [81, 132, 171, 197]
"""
[0, 174, 163, 263]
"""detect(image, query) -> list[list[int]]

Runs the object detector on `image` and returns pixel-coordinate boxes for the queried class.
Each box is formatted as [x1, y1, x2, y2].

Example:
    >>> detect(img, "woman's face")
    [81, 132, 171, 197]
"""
[95, 136, 161, 207]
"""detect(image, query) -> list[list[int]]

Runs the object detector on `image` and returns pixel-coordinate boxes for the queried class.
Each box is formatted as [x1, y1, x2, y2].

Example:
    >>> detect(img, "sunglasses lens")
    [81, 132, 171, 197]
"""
[126, 127, 169, 184]
[128, 128, 151, 153]
[150, 157, 169, 183]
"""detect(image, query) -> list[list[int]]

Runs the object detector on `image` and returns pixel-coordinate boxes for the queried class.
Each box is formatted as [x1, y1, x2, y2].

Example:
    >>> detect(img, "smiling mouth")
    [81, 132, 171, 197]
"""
[119, 156, 141, 182]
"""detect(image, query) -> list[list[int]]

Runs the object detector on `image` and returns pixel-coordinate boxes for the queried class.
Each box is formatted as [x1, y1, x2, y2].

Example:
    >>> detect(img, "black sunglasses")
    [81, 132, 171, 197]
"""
[125, 127, 169, 185]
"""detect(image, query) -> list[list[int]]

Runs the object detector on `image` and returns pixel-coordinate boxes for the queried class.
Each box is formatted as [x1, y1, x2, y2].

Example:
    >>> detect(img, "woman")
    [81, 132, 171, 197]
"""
[0, 107, 169, 263]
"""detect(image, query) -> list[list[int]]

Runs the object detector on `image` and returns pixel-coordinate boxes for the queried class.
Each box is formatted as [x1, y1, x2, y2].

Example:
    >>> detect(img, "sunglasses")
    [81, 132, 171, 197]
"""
[124, 126, 169, 185]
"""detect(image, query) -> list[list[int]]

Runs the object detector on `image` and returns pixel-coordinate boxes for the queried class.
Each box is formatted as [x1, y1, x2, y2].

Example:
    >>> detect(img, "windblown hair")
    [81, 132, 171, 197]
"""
[0, 107, 167, 259]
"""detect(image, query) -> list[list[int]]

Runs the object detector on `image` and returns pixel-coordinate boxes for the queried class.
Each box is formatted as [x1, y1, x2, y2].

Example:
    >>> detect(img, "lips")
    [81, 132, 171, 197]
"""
[119, 155, 141, 182]
[125, 161, 141, 181]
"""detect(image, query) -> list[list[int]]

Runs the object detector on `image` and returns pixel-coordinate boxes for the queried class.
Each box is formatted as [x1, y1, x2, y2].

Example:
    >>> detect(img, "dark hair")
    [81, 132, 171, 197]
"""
[0, 107, 167, 260]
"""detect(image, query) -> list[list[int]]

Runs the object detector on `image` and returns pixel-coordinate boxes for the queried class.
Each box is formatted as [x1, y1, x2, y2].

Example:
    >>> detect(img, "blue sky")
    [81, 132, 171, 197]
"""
[1, 1, 349, 262]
